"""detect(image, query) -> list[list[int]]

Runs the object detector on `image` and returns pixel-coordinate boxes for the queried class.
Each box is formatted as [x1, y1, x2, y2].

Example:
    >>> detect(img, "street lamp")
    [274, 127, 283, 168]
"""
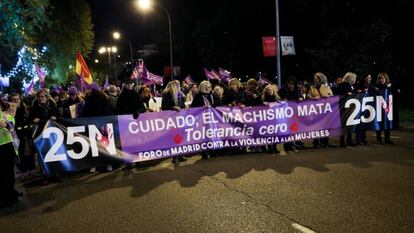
[113, 31, 134, 69]
[137, 0, 174, 80]
[99, 46, 118, 79]
[275, 0, 281, 87]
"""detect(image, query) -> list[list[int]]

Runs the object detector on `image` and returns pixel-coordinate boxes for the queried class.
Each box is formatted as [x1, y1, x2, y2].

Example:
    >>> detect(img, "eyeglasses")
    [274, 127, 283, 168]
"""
[39, 95, 47, 98]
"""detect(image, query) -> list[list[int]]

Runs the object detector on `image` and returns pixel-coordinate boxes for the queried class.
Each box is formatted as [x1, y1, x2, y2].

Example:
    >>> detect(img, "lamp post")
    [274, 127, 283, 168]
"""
[113, 31, 134, 68]
[138, 0, 174, 80]
[99, 46, 118, 79]
[275, 0, 281, 87]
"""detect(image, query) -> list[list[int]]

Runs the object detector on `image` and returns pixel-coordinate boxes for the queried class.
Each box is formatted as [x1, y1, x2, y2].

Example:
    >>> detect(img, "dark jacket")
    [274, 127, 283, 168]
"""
[278, 87, 301, 101]
[29, 100, 59, 138]
[117, 89, 145, 115]
[225, 89, 246, 106]
[191, 93, 216, 108]
[62, 96, 83, 118]
[82, 90, 111, 117]
[334, 82, 354, 96]
[161, 92, 185, 111]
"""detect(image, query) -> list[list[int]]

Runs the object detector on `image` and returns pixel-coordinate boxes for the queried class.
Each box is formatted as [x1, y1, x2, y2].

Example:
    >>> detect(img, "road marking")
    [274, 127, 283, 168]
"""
[291, 223, 316, 233]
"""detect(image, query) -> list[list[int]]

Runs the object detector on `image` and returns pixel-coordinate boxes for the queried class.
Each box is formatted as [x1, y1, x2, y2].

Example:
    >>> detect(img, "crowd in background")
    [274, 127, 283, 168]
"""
[0, 71, 398, 207]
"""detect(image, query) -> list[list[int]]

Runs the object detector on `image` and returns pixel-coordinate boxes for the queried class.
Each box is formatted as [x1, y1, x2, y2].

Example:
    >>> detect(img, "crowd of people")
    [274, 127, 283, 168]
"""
[0, 71, 397, 208]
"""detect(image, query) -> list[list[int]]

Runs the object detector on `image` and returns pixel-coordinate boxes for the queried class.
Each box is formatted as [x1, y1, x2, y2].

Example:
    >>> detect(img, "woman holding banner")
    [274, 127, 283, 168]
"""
[375, 72, 393, 144]
[337, 72, 357, 147]
[162, 80, 186, 165]
[308, 72, 334, 148]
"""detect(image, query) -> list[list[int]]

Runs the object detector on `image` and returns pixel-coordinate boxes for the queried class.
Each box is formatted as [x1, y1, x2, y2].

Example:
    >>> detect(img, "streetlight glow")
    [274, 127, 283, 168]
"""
[113, 31, 120, 39]
[112, 46, 118, 53]
[138, 0, 151, 10]
[136, 0, 174, 80]
[99, 47, 107, 54]
[94, 59, 99, 63]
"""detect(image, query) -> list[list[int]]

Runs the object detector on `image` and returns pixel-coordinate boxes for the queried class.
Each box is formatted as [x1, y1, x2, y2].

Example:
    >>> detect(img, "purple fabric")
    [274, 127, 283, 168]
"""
[118, 97, 341, 162]
[204, 68, 219, 80]
[218, 67, 231, 82]
[35, 64, 46, 88]
[102, 75, 109, 90]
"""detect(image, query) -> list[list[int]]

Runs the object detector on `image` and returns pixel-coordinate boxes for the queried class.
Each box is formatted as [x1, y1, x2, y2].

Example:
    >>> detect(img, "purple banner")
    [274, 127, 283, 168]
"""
[118, 97, 341, 162]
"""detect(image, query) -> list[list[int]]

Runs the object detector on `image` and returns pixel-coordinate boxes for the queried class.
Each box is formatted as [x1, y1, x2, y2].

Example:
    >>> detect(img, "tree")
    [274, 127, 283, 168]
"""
[0, 0, 50, 70]
[1, 0, 94, 87]
[37, 0, 94, 84]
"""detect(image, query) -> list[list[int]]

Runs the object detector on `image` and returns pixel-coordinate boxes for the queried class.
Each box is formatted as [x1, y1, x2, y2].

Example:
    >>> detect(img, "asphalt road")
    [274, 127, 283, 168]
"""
[1, 124, 414, 233]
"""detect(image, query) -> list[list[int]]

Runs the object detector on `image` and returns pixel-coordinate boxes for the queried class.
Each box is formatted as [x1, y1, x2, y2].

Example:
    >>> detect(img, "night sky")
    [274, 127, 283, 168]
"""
[87, 0, 411, 85]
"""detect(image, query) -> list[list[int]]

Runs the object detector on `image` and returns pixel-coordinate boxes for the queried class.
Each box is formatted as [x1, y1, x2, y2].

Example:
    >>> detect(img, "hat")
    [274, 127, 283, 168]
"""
[68, 86, 78, 96]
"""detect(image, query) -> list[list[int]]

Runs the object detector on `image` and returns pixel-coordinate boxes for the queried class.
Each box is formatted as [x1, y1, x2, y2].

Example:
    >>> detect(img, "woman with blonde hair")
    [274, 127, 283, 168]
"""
[162, 80, 186, 164]
[262, 84, 281, 103]
[162, 80, 185, 112]
[225, 78, 246, 108]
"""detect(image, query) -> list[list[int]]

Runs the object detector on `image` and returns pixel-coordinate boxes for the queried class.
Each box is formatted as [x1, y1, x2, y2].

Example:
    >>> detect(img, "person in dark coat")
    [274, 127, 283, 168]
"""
[107, 85, 118, 115]
[117, 81, 146, 116]
[374, 72, 394, 144]
[278, 77, 302, 151]
[245, 79, 262, 107]
[82, 84, 111, 117]
[29, 89, 60, 138]
[191, 80, 215, 108]
[336, 72, 357, 147]
[278, 77, 302, 101]
[354, 74, 375, 145]
[212, 85, 225, 107]
[225, 78, 246, 107]
[62, 86, 83, 118]
[29, 89, 60, 184]
[0, 99, 22, 208]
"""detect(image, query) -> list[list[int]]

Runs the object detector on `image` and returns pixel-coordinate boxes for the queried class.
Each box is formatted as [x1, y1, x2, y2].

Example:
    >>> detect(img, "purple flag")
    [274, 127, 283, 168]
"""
[218, 67, 232, 82]
[102, 75, 109, 90]
[75, 75, 84, 93]
[204, 68, 219, 80]
[258, 76, 274, 86]
[212, 69, 221, 80]
[147, 72, 164, 85]
[35, 64, 46, 88]
[130, 67, 139, 80]
[25, 78, 35, 95]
